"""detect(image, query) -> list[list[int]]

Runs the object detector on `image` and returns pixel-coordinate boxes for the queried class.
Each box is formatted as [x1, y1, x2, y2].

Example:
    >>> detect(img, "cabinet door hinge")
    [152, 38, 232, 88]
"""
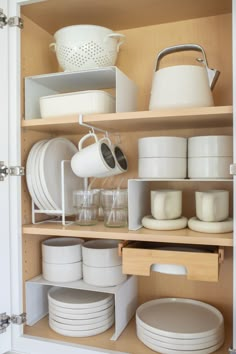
[0, 9, 23, 29]
[0, 312, 26, 334]
[0, 161, 25, 181]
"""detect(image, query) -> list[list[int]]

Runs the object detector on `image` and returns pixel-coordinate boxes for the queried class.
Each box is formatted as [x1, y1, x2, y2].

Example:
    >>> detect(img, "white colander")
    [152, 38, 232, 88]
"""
[50, 25, 125, 71]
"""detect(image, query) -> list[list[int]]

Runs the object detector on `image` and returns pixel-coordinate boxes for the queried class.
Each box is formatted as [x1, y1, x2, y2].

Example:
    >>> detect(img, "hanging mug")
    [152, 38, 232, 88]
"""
[71, 133, 116, 178]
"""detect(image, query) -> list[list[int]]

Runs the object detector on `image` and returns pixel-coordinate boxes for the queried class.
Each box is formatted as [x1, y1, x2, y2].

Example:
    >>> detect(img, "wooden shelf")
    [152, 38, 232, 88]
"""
[24, 316, 232, 354]
[22, 222, 233, 247]
[21, 105, 233, 134]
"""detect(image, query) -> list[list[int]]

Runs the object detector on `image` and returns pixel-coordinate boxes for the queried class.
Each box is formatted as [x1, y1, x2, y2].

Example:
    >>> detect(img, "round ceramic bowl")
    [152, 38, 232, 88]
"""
[138, 157, 187, 179]
[42, 261, 82, 282]
[82, 239, 122, 267]
[82, 264, 127, 287]
[188, 135, 233, 157]
[138, 137, 187, 158]
[188, 157, 232, 179]
[42, 237, 84, 264]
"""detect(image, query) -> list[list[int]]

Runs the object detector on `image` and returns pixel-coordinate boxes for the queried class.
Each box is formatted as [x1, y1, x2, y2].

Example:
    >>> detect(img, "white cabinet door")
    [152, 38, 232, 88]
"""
[0, 0, 12, 352]
[5, 1, 127, 353]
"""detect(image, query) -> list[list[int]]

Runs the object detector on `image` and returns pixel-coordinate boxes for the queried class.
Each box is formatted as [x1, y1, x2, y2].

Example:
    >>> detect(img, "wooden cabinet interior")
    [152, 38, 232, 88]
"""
[20, 1, 233, 353]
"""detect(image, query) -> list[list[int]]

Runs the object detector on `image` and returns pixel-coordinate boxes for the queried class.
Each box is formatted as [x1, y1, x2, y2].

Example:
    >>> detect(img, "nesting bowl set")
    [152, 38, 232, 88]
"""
[138, 135, 232, 179]
[42, 238, 126, 287]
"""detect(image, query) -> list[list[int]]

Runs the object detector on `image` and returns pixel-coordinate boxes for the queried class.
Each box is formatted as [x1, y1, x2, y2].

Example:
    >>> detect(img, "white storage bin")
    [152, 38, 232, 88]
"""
[40, 90, 115, 118]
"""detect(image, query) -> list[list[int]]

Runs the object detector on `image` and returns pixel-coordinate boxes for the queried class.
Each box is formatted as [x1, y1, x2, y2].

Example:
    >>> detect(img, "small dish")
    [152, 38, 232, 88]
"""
[142, 215, 188, 230]
[188, 217, 233, 233]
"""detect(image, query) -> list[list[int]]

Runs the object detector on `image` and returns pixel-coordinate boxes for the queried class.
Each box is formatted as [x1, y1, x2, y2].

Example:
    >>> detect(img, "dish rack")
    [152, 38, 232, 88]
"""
[32, 160, 88, 226]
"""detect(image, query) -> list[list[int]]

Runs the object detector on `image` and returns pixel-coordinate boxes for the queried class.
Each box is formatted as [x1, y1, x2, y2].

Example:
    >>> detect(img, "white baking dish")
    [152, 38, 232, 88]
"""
[188, 135, 233, 157]
[138, 157, 187, 179]
[42, 261, 83, 282]
[138, 137, 187, 158]
[40, 90, 115, 118]
[42, 237, 84, 264]
[188, 157, 232, 179]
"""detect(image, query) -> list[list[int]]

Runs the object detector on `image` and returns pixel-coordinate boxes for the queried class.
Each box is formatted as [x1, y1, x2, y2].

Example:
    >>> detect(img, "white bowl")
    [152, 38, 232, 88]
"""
[82, 239, 122, 267]
[42, 261, 82, 282]
[40, 90, 115, 119]
[83, 264, 127, 287]
[188, 157, 232, 179]
[188, 135, 233, 157]
[42, 237, 84, 264]
[138, 157, 187, 179]
[138, 137, 187, 158]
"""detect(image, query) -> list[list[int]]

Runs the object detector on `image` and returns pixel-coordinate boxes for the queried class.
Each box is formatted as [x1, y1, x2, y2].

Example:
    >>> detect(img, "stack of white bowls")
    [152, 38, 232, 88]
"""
[136, 298, 224, 354]
[138, 137, 187, 179]
[48, 287, 115, 337]
[82, 239, 127, 287]
[188, 135, 233, 179]
[42, 237, 84, 282]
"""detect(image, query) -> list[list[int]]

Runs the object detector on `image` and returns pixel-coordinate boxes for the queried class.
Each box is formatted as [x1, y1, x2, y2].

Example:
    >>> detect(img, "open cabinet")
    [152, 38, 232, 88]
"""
[1, 0, 235, 353]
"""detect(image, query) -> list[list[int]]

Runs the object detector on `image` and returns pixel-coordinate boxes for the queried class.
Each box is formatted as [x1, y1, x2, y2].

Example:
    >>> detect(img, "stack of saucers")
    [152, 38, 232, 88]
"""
[136, 298, 224, 354]
[82, 239, 127, 287]
[48, 287, 115, 337]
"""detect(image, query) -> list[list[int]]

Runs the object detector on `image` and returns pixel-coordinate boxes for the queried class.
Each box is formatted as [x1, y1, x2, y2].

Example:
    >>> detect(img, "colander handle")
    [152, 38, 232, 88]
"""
[49, 43, 56, 52]
[105, 33, 126, 51]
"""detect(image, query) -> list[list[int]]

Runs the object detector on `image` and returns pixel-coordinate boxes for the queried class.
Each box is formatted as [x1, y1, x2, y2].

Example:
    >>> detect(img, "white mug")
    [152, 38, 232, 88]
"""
[195, 190, 229, 222]
[96, 144, 128, 177]
[151, 189, 182, 220]
[71, 133, 116, 178]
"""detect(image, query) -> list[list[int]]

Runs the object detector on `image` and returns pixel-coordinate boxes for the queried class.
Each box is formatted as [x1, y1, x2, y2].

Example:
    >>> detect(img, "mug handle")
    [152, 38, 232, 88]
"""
[105, 33, 126, 51]
[78, 133, 98, 151]
[49, 43, 56, 52]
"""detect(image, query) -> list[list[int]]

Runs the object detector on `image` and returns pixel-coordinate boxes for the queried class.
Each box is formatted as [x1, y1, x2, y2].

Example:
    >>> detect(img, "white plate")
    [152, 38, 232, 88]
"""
[49, 313, 114, 331]
[137, 321, 224, 345]
[136, 298, 224, 339]
[137, 330, 224, 354]
[34, 140, 55, 210]
[49, 315, 114, 337]
[136, 326, 224, 350]
[48, 287, 114, 309]
[26, 140, 49, 210]
[49, 300, 114, 316]
[39, 138, 83, 213]
[188, 217, 233, 233]
[50, 307, 114, 324]
[142, 215, 188, 230]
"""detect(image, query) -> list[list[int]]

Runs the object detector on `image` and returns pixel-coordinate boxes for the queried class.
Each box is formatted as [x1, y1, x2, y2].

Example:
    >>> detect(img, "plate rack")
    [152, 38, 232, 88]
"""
[31, 160, 88, 226]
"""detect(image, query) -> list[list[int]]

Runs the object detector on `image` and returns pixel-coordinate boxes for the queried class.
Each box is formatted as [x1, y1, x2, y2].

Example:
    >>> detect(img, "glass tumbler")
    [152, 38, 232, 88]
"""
[101, 189, 128, 228]
[73, 189, 100, 226]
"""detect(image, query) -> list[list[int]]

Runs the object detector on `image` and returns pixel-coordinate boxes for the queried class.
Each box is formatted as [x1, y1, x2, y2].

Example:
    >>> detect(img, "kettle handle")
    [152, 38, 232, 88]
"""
[155, 44, 220, 89]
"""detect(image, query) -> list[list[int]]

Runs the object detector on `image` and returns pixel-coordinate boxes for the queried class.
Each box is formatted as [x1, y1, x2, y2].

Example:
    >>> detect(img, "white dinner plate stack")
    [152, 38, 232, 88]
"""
[138, 137, 187, 179]
[26, 138, 83, 215]
[48, 287, 115, 337]
[136, 298, 224, 354]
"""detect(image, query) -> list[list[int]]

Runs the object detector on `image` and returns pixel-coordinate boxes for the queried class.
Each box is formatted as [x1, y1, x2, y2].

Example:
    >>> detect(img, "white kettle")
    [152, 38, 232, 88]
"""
[149, 44, 220, 110]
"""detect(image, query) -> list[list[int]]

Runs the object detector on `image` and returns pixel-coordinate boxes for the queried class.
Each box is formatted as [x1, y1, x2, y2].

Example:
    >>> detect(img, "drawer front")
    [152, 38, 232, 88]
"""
[122, 244, 221, 282]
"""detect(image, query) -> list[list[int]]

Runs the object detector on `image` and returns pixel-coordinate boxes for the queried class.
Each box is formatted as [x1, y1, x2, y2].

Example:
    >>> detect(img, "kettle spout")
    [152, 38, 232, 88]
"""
[207, 68, 220, 90]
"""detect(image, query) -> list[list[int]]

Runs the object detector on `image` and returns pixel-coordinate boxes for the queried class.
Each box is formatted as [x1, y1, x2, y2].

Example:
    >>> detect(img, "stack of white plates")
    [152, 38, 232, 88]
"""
[138, 137, 187, 179]
[136, 298, 224, 354]
[48, 287, 115, 337]
[26, 138, 83, 214]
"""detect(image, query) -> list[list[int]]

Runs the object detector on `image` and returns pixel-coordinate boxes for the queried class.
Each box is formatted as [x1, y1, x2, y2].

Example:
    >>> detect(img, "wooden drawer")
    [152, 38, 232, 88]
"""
[121, 242, 224, 282]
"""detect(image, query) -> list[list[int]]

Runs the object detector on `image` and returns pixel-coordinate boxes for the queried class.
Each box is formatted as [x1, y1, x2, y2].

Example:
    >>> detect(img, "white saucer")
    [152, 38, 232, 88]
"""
[188, 217, 233, 233]
[142, 215, 188, 230]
